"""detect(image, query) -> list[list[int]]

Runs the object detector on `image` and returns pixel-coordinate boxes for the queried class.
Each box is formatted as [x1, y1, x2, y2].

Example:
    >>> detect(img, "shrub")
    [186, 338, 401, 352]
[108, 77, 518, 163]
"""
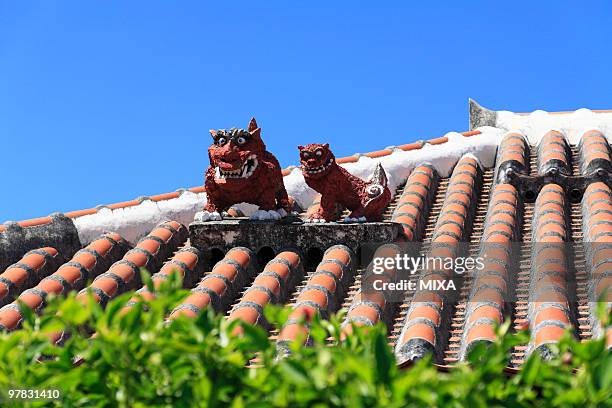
[0, 272, 609, 407]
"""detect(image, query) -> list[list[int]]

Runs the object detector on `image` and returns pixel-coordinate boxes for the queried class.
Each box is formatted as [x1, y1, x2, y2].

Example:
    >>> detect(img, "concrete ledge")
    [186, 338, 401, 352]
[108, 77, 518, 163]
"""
[0, 214, 81, 271]
[189, 217, 402, 267]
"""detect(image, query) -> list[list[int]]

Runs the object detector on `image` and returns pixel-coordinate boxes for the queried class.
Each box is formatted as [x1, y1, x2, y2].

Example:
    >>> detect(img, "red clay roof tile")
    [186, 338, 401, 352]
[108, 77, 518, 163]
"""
[169, 247, 255, 319]
[0, 232, 127, 331]
[0, 247, 60, 305]
[76, 221, 186, 310]
[278, 245, 353, 347]
[395, 155, 481, 362]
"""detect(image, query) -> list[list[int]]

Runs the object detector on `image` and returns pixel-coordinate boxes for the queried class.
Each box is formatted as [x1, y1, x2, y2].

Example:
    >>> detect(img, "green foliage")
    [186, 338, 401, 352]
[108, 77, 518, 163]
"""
[0, 273, 609, 408]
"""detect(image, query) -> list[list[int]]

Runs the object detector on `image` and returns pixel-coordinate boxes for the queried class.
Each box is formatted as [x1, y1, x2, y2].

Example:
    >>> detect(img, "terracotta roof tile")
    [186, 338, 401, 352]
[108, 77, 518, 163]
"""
[392, 164, 439, 241]
[538, 131, 570, 175]
[365, 149, 394, 159]
[77, 221, 187, 308]
[0, 247, 60, 306]
[169, 247, 256, 318]
[579, 130, 611, 174]
[497, 132, 529, 172]
[228, 251, 304, 334]
[395, 155, 481, 363]
[426, 136, 449, 145]
[459, 183, 519, 359]
[277, 245, 354, 350]
[526, 184, 572, 356]
[0, 232, 128, 331]
[122, 247, 204, 315]
[582, 182, 612, 348]
[397, 141, 426, 150]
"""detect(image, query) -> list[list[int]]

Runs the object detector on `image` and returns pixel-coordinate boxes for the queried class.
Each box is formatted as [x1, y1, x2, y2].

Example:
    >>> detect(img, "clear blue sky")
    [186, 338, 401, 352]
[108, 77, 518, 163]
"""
[1, 1, 611, 222]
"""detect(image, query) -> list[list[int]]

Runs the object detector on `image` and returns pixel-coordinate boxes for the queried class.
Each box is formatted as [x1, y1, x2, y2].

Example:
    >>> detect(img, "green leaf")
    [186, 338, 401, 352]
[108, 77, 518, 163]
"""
[373, 329, 393, 384]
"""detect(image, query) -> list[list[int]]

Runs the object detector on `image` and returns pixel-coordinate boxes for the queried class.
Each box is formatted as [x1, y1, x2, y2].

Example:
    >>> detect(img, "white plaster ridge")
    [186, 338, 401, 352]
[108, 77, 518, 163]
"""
[496, 108, 612, 145]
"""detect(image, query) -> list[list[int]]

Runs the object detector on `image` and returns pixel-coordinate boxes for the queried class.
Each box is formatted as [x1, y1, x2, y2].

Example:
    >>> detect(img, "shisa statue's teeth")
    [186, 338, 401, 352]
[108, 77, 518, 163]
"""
[240, 155, 258, 178]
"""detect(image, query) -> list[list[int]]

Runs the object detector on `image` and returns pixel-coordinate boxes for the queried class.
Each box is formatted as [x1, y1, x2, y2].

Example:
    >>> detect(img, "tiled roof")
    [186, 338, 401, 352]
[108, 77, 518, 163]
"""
[395, 155, 482, 363]
[0, 232, 128, 331]
[277, 246, 355, 352]
[0, 101, 611, 371]
[169, 247, 256, 318]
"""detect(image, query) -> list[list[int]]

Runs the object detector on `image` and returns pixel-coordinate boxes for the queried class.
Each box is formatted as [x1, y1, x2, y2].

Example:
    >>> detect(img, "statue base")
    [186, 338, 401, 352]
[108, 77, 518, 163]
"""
[189, 217, 402, 269]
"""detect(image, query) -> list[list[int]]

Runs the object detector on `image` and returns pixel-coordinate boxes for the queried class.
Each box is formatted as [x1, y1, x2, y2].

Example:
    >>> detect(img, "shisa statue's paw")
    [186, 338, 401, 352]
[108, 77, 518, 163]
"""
[276, 208, 288, 218]
[194, 211, 222, 222]
[267, 210, 282, 220]
[306, 213, 326, 223]
[250, 210, 267, 220]
[344, 214, 367, 223]
[250, 209, 282, 221]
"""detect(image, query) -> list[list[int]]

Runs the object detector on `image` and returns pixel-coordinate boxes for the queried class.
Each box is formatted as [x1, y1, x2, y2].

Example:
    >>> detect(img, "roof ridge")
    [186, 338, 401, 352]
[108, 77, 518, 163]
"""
[0, 130, 482, 230]
[469, 99, 612, 130]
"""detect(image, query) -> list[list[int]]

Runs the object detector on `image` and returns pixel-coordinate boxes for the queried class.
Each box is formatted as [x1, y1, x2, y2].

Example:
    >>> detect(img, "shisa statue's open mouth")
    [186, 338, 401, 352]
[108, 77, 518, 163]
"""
[303, 157, 334, 175]
[215, 154, 259, 180]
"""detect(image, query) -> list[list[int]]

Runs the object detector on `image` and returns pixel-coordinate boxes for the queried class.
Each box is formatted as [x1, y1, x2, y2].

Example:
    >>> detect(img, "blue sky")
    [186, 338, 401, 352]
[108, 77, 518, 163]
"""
[1, 1, 611, 222]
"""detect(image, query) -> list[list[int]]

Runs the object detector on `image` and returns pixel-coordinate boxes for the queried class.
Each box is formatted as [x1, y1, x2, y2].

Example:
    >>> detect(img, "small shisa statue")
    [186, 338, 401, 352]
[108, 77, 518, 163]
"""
[298, 143, 391, 222]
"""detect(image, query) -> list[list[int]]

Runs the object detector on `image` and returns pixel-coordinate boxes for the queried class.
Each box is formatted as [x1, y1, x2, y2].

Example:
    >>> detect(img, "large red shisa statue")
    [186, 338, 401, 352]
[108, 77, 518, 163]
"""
[298, 143, 391, 222]
[195, 118, 291, 221]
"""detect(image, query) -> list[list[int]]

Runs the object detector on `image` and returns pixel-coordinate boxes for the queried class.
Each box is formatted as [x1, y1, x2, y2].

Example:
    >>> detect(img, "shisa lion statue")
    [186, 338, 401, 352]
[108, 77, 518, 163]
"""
[298, 143, 391, 223]
[195, 118, 291, 221]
